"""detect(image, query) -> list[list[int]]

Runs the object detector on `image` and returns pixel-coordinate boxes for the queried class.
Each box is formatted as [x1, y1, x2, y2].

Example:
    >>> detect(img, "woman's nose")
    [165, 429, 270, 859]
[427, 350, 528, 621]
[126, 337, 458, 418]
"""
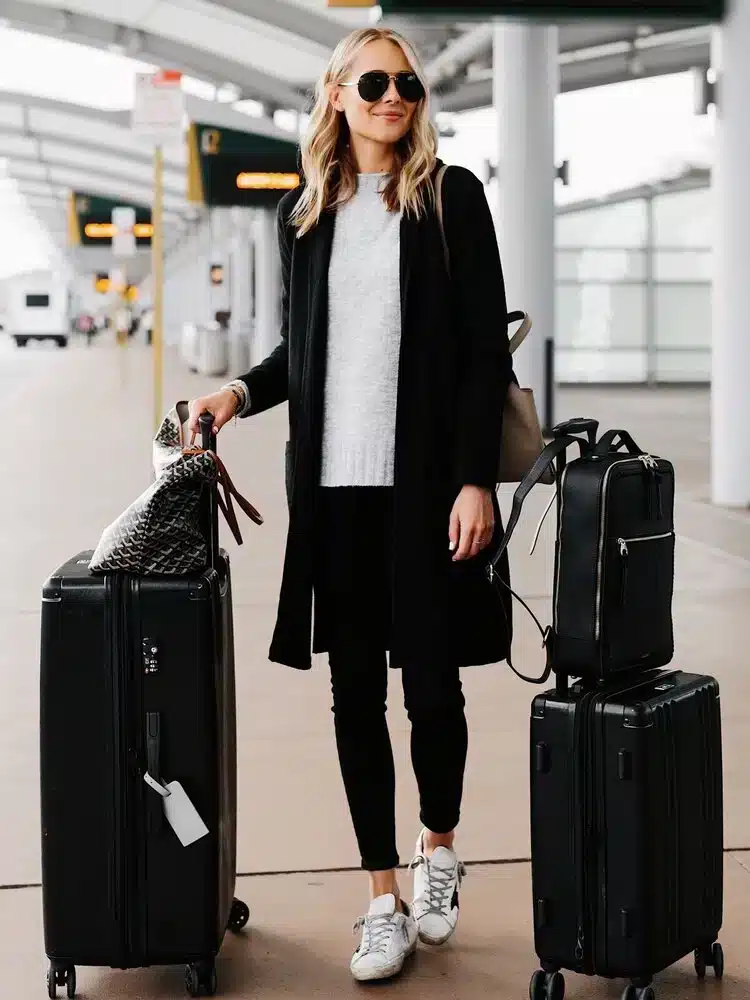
[382, 78, 401, 102]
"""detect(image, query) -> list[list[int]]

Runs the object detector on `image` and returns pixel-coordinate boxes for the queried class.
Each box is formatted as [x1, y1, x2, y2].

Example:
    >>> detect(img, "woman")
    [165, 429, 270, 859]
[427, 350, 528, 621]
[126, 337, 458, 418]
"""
[188, 25, 513, 983]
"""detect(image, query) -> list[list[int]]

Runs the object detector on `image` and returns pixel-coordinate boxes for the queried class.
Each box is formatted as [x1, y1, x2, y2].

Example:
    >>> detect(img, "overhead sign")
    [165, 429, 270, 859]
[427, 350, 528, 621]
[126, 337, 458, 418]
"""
[132, 69, 185, 141]
[112, 206, 136, 257]
[68, 193, 153, 248]
[187, 123, 300, 207]
[332, 0, 724, 15]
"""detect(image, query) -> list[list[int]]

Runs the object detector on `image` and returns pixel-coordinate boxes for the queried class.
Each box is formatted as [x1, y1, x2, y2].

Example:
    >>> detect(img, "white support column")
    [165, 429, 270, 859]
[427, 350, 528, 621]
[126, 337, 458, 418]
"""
[252, 207, 280, 366]
[493, 20, 558, 415]
[711, 8, 750, 507]
[229, 206, 254, 372]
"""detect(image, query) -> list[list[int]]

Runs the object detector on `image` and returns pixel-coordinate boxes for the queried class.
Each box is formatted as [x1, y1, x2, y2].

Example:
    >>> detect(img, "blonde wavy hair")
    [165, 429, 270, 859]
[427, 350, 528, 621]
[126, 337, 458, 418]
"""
[290, 26, 438, 236]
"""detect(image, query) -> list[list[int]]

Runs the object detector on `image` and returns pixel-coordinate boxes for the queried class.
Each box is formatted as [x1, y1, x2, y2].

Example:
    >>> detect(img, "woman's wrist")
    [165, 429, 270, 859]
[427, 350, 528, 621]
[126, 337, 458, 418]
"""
[222, 380, 249, 417]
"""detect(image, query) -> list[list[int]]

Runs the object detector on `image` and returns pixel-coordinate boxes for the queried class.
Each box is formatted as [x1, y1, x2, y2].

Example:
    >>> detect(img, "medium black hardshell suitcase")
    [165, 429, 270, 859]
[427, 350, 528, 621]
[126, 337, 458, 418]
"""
[528, 670, 724, 1000]
[40, 416, 249, 999]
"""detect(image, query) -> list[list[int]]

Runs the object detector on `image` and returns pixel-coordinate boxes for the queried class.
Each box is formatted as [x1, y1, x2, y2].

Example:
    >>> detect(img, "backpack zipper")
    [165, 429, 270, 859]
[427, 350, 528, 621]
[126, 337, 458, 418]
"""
[617, 531, 674, 605]
[593, 455, 660, 646]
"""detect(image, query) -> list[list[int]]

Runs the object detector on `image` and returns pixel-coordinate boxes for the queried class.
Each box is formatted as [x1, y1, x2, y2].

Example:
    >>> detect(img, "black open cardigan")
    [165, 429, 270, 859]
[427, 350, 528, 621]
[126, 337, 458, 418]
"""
[238, 160, 514, 670]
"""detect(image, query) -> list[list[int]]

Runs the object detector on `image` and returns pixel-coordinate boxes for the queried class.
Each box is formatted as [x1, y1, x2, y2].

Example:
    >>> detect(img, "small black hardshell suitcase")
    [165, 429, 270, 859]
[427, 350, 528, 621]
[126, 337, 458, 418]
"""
[528, 670, 724, 1000]
[40, 415, 249, 999]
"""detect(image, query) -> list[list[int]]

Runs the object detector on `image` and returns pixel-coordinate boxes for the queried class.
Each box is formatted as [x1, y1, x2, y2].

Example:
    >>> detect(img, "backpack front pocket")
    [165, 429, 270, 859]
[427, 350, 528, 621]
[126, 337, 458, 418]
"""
[605, 530, 675, 670]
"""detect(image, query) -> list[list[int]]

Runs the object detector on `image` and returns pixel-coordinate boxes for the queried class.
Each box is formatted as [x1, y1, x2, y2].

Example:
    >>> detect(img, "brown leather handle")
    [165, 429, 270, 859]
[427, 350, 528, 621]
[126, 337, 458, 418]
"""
[181, 446, 264, 547]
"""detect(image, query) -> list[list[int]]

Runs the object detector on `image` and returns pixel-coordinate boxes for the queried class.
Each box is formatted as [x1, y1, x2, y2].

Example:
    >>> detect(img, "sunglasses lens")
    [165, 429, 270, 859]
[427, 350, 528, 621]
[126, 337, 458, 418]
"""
[357, 72, 389, 103]
[396, 73, 424, 102]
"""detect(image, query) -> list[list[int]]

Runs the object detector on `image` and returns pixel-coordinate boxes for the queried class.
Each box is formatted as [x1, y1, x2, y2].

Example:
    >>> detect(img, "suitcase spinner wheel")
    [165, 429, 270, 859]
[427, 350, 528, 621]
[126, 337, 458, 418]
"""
[46, 963, 76, 999]
[694, 942, 724, 980]
[529, 968, 565, 1000]
[185, 960, 217, 997]
[228, 897, 250, 933]
[620, 987, 654, 1000]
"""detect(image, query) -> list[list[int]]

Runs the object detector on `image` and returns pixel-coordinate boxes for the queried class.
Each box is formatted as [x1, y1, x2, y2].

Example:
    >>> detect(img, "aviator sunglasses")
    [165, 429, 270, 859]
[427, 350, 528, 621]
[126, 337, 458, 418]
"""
[340, 70, 425, 104]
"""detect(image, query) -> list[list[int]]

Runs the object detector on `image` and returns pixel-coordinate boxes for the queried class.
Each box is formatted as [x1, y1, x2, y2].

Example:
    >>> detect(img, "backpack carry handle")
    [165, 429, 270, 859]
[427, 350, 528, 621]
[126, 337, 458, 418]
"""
[594, 428, 643, 457]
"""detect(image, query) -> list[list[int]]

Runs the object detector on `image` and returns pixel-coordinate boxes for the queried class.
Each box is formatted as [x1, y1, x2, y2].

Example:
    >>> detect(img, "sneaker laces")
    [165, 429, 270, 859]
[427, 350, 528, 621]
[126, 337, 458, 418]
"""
[353, 913, 397, 956]
[410, 854, 466, 917]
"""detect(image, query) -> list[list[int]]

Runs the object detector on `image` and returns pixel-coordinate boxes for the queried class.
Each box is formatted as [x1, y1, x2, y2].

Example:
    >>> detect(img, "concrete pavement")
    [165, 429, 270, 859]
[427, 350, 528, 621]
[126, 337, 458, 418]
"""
[1, 335, 748, 998]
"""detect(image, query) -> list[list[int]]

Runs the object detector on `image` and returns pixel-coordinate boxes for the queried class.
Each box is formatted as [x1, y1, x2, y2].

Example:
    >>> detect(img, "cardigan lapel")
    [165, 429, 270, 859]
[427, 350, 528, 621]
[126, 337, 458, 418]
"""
[399, 210, 419, 331]
[302, 210, 336, 479]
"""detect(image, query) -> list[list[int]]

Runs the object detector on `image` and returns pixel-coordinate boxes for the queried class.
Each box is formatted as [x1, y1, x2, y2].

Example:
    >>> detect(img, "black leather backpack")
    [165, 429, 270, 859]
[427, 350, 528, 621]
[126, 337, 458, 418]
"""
[490, 418, 675, 685]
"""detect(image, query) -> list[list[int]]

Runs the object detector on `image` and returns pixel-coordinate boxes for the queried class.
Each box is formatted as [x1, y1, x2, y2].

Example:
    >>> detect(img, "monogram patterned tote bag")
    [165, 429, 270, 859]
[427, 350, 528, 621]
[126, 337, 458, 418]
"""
[89, 401, 262, 576]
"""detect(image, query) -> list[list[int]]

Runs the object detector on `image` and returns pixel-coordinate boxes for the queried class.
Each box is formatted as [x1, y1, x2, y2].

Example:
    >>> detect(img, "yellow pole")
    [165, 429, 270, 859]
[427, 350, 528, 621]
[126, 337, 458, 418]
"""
[152, 144, 164, 432]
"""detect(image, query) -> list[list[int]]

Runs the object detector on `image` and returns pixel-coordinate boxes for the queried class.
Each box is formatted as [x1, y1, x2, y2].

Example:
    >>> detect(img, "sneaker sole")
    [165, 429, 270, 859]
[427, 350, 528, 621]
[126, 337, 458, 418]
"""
[351, 939, 417, 982]
[417, 925, 457, 947]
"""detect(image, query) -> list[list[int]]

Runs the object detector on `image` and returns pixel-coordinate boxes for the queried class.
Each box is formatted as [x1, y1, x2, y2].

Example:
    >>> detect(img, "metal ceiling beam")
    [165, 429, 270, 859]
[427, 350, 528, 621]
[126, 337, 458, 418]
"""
[424, 24, 493, 87]
[0, 0, 309, 111]
[0, 119, 182, 173]
[7, 159, 186, 215]
[0, 88, 294, 146]
[1, 146, 184, 198]
[438, 33, 710, 111]
[213, 0, 344, 50]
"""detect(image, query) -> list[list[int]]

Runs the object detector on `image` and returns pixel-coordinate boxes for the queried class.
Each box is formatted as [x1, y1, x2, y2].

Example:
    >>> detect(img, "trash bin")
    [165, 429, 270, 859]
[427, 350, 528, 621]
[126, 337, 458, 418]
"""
[196, 321, 229, 377]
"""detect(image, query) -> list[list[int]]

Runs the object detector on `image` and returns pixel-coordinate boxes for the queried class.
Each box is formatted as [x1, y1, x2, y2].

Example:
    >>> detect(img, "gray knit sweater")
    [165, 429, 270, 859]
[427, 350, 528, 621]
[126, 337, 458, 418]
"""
[320, 173, 402, 487]
[229, 173, 402, 487]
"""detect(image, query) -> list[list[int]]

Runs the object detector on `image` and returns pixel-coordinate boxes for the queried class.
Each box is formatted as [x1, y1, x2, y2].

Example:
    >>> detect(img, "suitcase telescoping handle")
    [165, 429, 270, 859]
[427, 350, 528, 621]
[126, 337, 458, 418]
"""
[552, 417, 599, 448]
[199, 411, 220, 570]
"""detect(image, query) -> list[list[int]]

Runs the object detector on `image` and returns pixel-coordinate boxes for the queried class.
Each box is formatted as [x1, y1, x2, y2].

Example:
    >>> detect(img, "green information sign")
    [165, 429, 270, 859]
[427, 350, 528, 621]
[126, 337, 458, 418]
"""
[379, 0, 723, 17]
[188, 123, 300, 208]
[68, 192, 152, 248]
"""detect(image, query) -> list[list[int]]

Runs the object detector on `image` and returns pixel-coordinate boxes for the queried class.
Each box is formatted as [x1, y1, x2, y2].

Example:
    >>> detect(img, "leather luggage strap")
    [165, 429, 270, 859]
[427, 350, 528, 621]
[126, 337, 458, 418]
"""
[183, 447, 263, 547]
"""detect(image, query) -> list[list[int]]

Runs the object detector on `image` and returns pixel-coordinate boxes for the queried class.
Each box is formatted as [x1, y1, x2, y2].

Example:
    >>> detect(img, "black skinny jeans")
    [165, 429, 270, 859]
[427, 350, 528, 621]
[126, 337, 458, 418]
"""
[314, 486, 469, 872]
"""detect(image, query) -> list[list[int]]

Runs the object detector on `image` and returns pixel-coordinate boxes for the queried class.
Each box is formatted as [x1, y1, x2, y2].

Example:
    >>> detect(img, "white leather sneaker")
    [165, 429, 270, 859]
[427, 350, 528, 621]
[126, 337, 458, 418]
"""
[350, 893, 418, 982]
[410, 829, 466, 946]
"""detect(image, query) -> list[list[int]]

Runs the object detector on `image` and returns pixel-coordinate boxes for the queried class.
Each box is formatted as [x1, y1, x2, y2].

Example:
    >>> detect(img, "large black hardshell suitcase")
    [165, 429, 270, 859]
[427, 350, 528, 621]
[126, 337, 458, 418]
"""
[40, 416, 249, 999]
[528, 670, 724, 1000]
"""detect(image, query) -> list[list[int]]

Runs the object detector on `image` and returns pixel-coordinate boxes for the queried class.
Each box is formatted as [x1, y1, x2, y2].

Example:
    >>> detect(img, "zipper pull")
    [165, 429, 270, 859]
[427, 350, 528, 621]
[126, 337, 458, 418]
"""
[575, 925, 585, 961]
[618, 538, 628, 605]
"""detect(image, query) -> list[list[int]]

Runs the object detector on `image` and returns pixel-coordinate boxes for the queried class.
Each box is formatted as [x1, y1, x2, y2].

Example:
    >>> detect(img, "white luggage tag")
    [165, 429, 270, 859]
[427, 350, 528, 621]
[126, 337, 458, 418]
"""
[144, 773, 209, 847]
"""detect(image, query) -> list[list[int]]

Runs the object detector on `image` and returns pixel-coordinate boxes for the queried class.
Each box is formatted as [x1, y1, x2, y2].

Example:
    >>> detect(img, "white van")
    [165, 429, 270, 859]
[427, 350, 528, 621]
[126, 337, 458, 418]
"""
[6, 271, 70, 348]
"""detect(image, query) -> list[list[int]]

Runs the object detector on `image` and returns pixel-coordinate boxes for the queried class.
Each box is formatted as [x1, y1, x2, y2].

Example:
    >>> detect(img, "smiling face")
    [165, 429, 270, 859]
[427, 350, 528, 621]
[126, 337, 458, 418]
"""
[330, 38, 421, 154]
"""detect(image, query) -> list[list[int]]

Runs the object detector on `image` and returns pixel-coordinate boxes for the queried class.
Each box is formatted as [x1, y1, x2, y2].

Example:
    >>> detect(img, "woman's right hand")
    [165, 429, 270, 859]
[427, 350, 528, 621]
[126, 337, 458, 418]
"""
[187, 388, 239, 441]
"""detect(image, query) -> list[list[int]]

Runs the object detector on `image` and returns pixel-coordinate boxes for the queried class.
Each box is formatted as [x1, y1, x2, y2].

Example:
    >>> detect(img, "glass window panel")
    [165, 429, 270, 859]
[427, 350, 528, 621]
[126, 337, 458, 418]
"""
[654, 285, 712, 349]
[557, 248, 645, 282]
[652, 188, 713, 248]
[556, 199, 648, 249]
[653, 351, 711, 382]
[556, 283, 646, 348]
[653, 250, 712, 282]
[556, 348, 647, 383]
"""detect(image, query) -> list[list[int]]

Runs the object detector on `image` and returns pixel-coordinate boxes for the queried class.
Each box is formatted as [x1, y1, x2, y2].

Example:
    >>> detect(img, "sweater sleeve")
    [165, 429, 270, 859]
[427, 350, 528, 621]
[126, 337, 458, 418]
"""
[235, 195, 294, 416]
[442, 167, 513, 489]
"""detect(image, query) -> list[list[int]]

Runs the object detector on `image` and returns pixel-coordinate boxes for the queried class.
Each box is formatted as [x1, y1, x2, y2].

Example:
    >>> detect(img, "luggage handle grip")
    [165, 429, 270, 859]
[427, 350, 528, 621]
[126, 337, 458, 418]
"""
[146, 712, 164, 832]
[552, 417, 599, 447]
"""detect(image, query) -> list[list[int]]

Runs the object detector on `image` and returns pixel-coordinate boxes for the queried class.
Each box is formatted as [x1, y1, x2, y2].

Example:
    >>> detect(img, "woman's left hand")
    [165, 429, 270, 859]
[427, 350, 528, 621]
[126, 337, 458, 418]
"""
[449, 486, 495, 561]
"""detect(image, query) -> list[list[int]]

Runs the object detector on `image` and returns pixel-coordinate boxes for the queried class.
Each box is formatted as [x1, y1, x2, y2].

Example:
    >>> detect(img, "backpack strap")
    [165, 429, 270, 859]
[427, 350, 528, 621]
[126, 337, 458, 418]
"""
[488, 434, 588, 685]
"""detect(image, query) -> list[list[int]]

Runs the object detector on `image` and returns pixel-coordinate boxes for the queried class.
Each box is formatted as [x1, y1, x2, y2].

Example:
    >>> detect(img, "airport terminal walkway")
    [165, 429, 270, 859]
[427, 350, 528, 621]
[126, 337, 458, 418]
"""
[1, 334, 749, 998]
